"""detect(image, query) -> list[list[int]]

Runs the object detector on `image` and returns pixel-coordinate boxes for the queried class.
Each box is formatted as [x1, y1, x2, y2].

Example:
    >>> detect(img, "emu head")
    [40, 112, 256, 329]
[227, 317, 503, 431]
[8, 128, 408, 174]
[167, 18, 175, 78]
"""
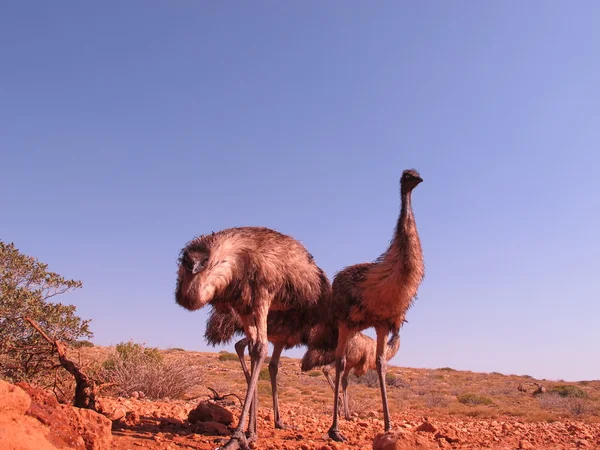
[400, 169, 423, 192]
[175, 240, 215, 311]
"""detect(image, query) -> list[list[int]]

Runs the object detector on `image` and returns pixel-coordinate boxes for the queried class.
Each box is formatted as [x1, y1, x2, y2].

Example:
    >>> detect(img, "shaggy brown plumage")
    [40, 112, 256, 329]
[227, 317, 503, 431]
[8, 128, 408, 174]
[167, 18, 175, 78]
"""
[303, 330, 400, 420]
[326, 170, 425, 441]
[175, 227, 331, 450]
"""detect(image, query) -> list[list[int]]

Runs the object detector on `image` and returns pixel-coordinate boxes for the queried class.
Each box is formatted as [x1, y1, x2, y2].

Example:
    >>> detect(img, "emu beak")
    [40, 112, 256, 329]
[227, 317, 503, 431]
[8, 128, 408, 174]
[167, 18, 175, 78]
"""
[192, 261, 203, 274]
[415, 176, 423, 184]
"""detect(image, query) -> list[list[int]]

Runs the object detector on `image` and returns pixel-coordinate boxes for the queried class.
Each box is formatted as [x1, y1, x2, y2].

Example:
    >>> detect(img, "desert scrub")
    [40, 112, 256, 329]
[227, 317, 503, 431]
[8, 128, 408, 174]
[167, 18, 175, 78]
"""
[307, 370, 322, 377]
[100, 340, 202, 399]
[258, 367, 270, 381]
[457, 393, 494, 406]
[438, 367, 456, 372]
[550, 385, 588, 398]
[218, 351, 238, 362]
[71, 340, 94, 348]
[425, 392, 449, 407]
[386, 371, 409, 388]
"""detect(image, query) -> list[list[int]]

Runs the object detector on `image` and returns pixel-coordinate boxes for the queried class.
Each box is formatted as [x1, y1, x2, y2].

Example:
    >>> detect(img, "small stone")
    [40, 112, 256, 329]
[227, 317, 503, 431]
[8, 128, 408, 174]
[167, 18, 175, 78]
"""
[416, 422, 437, 433]
[435, 430, 459, 443]
[519, 440, 533, 449]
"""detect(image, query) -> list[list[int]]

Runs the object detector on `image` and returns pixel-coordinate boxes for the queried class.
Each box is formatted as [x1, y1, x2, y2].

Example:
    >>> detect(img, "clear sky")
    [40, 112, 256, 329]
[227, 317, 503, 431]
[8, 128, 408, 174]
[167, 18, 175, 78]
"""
[1, 2, 599, 382]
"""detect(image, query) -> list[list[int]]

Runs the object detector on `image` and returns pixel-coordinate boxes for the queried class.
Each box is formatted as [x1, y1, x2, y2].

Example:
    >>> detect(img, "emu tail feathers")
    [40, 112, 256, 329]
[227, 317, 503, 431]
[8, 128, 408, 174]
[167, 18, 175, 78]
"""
[301, 348, 335, 372]
[204, 308, 244, 346]
[385, 331, 400, 361]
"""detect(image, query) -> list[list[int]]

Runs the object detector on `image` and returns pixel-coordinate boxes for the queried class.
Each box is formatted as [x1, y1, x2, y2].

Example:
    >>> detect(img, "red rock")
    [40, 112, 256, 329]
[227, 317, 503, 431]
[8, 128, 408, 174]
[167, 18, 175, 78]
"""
[188, 400, 233, 425]
[519, 440, 533, 449]
[373, 431, 435, 450]
[435, 430, 460, 443]
[193, 421, 231, 436]
[124, 411, 140, 426]
[0, 381, 59, 450]
[1, 381, 111, 450]
[415, 422, 437, 433]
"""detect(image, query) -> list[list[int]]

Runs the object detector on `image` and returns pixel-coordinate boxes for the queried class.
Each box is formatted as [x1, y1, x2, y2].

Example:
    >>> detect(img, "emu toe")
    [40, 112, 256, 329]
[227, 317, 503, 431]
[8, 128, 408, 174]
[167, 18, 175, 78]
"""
[218, 431, 249, 450]
[328, 427, 346, 442]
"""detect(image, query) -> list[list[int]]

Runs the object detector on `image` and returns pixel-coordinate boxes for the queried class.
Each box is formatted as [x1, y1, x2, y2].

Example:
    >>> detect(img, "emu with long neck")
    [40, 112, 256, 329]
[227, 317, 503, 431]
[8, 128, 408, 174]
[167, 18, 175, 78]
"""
[326, 169, 425, 442]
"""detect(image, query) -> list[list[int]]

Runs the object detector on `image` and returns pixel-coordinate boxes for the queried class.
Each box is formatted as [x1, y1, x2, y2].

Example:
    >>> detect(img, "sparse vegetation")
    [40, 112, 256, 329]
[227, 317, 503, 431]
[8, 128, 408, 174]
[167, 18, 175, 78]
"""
[550, 385, 588, 398]
[99, 340, 202, 399]
[457, 393, 494, 406]
[218, 351, 238, 362]
[258, 367, 270, 381]
[47, 344, 600, 425]
[71, 340, 95, 348]
[438, 367, 456, 372]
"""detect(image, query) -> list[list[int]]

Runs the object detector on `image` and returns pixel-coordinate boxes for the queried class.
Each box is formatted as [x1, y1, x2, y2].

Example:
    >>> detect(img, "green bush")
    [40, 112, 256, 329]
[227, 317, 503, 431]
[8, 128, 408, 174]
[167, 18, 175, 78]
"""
[218, 351, 238, 362]
[308, 370, 322, 377]
[457, 393, 493, 406]
[259, 367, 270, 381]
[438, 367, 456, 372]
[550, 385, 588, 398]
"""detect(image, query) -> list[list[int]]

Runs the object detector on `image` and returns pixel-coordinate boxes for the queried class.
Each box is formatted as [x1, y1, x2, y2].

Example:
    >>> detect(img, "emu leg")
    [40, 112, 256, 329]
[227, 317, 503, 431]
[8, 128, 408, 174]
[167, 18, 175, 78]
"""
[220, 308, 269, 450]
[235, 338, 257, 440]
[269, 343, 288, 429]
[328, 326, 350, 442]
[342, 371, 351, 420]
[376, 327, 391, 432]
[323, 365, 344, 418]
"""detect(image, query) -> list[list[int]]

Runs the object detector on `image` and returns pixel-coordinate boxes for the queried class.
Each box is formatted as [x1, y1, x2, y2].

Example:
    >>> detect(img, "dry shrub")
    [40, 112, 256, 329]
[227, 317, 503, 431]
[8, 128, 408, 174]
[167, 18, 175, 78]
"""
[425, 392, 449, 407]
[550, 385, 588, 398]
[457, 393, 493, 406]
[218, 351, 238, 362]
[352, 369, 379, 388]
[100, 341, 203, 399]
[386, 371, 409, 389]
[349, 395, 381, 418]
[538, 393, 597, 417]
[258, 367, 270, 381]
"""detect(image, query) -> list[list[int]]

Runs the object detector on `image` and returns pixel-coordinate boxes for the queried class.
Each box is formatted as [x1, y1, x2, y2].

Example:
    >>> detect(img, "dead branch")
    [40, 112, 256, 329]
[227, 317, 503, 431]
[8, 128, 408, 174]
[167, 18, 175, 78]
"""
[207, 386, 242, 406]
[24, 317, 97, 410]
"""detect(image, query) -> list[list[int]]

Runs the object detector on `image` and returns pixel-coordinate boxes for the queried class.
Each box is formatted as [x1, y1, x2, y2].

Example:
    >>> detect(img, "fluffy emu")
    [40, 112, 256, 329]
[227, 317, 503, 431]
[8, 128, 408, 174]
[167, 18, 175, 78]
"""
[302, 330, 400, 420]
[325, 169, 425, 441]
[175, 227, 330, 450]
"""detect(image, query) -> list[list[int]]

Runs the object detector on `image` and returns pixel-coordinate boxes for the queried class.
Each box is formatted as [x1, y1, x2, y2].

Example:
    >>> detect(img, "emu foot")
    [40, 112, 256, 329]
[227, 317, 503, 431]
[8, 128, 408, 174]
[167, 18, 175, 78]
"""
[218, 431, 249, 450]
[328, 427, 346, 442]
[245, 431, 257, 443]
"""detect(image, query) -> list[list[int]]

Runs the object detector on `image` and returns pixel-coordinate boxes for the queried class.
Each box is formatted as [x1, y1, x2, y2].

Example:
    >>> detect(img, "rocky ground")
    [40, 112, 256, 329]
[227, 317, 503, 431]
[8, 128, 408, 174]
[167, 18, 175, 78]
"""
[103, 396, 600, 449]
[3, 346, 600, 449]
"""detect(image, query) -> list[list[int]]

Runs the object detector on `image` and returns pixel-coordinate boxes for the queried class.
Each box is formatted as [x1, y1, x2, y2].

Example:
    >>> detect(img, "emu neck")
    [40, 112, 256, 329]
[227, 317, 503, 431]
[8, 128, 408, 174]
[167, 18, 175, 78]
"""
[397, 187, 412, 232]
[390, 187, 417, 258]
[375, 186, 423, 285]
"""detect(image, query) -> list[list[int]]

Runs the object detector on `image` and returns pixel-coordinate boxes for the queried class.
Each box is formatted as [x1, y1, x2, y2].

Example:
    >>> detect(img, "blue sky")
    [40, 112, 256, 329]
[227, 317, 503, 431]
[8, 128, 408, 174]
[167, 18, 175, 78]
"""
[1, 2, 599, 381]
